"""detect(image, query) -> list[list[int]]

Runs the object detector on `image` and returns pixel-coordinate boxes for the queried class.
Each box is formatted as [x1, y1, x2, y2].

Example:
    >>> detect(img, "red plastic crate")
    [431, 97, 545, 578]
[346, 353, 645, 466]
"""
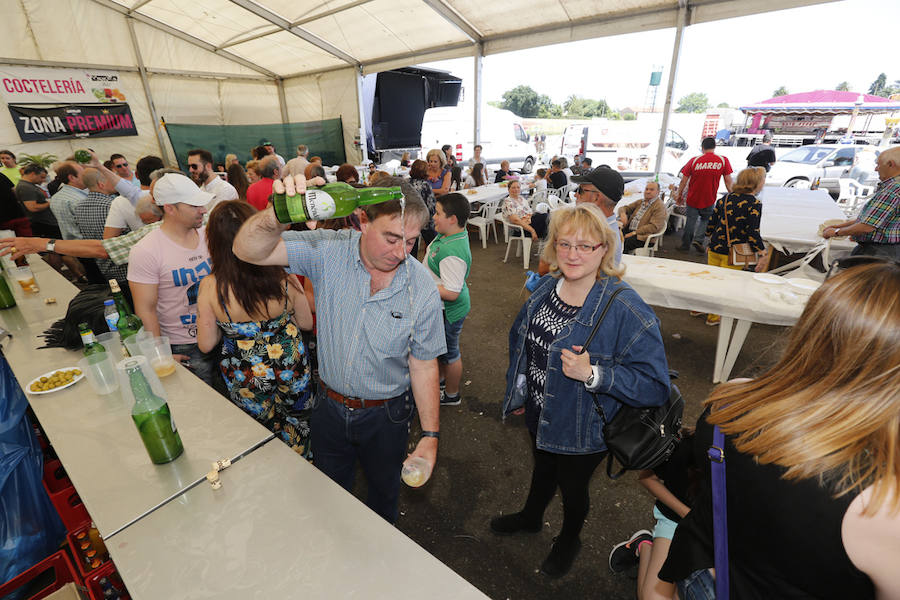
[65, 523, 110, 579]
[45, 484, 90, 533]
[84, 561, 131, 600]
[42, 459, 72, 494]
[0, 550, 81, 600]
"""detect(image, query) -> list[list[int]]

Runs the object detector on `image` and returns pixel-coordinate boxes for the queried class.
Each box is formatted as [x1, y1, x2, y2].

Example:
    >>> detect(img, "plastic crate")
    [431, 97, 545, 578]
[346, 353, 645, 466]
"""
[45, 485, 90, 534]
[0, 550, 81, 600]
[42, 460, 72, 495]
[65, 524, 109, 580]
[83, 562, 130, 600]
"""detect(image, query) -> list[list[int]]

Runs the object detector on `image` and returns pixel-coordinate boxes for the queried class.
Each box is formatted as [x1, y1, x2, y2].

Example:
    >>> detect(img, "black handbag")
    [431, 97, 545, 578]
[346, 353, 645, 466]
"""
[578, 287, 684, 479]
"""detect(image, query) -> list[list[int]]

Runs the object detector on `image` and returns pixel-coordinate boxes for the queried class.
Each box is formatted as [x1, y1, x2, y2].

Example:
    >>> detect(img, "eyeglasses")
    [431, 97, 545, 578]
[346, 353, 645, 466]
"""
[188, 163, 202, 170]
[555, 240, 604, 254]
[575, 185, 600, 196]
[114, 162, 128, 168]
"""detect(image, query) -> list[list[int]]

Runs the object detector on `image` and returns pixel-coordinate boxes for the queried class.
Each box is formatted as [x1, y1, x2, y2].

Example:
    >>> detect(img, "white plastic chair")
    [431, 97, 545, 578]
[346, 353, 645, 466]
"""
[837, 178, 874, 217]
[632, 219, 668, 257]
[501, 218, 533, 270]
[530, 189, 549, 211]
[665, 199, 686, 232]
[467, 200, 499, 248]
[546, 194, 561, 211]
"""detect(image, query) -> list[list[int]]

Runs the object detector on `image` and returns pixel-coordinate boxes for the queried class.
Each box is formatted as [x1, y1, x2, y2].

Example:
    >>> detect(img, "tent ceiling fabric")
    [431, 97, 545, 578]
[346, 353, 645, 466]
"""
[83, 0, 838, 80]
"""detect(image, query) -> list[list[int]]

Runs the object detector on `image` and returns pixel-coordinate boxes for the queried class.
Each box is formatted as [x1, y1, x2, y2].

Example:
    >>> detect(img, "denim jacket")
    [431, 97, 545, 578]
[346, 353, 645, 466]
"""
[503, 275, 670, 454]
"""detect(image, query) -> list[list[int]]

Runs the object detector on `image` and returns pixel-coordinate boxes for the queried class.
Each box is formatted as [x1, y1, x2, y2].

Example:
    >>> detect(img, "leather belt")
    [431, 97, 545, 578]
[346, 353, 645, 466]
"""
[324, 383, 391, 410]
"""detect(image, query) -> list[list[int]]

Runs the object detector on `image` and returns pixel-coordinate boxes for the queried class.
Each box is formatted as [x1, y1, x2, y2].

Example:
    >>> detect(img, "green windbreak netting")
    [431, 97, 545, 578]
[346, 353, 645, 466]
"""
[164, 118, 345, 169]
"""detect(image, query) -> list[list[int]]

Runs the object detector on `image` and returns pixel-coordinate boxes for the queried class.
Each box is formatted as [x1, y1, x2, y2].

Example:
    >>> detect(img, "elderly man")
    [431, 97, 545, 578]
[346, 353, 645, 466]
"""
[233, 175, 444, 524]
[49, 161, 88, 241]
[74, 168, 127, 282]
[571, 166, 624, 266]
[494, 160, 513, 183]
[187, 148, 237, 211]
[618, 181, 667, 253]
[246, 155, 280, 211]
[823, 146, 900, 260]
[284, 144, 310, 177]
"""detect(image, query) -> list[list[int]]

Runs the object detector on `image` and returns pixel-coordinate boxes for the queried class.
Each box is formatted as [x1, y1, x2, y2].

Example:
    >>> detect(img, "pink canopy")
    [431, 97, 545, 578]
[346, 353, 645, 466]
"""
[740, 90, 900, 114]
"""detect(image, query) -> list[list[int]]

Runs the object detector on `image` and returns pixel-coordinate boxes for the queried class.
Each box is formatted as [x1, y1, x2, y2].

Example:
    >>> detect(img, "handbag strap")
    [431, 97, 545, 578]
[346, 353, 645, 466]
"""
[580, 287, 626, 428]
[708, 425, 729, 600]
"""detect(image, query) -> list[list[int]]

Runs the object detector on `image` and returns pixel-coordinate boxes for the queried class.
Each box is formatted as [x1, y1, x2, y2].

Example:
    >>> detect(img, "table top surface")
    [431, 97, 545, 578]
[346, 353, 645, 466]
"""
[0, 260, 273, 539]
[621, 254, 811, 326]
[108, 438, 489, 600]
[758, 187, 855, 252]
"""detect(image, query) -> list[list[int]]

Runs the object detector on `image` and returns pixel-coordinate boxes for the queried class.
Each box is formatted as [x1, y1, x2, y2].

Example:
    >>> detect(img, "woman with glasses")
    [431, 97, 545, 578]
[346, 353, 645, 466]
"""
[660, 260, 900, 599]
[492, 203, 670, 578]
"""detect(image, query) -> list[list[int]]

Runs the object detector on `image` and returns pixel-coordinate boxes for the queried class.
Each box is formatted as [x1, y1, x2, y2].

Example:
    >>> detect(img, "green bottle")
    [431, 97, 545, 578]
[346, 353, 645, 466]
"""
[0, 274, 16, 309]
[78, 323, 106, 357]
[271, 182, 403, 224]
[126, 359, 183, 464]
[74, 149, 92, 164]
[109, 279, 143, 342]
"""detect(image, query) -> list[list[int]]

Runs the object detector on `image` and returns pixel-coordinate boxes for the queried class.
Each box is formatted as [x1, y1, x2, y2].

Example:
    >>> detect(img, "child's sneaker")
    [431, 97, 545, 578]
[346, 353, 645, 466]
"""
[608, 530, 652, 573]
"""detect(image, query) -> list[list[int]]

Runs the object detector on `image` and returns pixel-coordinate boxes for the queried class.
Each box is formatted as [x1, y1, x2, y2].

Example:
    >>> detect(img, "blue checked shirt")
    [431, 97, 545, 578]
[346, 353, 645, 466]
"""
[284, 228, 446, 399]
[49, 184, 88, 240]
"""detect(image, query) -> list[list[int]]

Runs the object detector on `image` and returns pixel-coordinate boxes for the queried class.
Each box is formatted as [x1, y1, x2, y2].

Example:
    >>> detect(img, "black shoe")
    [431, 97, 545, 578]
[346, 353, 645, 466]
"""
[490, 512, 542, 536]
[440, 390, 461, 406]
[540, 536, 582, 578]
[609, 529, 652, 573]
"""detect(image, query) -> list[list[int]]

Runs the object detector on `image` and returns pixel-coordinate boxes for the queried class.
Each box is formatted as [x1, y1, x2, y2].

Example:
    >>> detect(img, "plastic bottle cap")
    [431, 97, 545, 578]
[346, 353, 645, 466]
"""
[104, 300, 114, 305]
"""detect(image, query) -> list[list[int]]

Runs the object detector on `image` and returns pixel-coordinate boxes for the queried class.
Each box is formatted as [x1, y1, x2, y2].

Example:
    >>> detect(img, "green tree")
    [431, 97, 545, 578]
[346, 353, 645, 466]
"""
[498, 85, 555, 118]
[675, 92, 709, 113]
[623, 113, 637, 121]
[835, 81, 850, 91]
[487, 100, 502, 108]
[869, 73, 887, 96]
[539, 103, 563, 119]
[563, 95, 610, 118]
[716, 102, 730, 108]
[772, 86, 789, 97]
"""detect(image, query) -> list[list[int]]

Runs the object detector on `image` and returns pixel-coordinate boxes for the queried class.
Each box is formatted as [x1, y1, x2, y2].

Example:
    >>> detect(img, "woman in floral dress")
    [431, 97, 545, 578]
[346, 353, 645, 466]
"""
[197, 201, 315, 458]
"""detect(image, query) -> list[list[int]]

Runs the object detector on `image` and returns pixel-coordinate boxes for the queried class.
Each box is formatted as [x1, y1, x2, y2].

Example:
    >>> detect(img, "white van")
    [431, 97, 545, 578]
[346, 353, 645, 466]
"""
[560, 119, 690, 174]
[420, 105, 536, 173]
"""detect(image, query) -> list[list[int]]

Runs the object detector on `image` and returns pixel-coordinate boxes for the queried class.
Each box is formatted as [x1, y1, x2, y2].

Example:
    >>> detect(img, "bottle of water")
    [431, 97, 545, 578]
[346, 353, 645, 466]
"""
[103, 299, 118, 332]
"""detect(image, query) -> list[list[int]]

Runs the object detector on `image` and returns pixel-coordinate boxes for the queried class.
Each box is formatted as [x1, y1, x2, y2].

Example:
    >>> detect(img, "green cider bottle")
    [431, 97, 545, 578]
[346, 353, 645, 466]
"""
[126, 359, 183, 464]
[78, 323, 106, 357]
[108, 279, 143, 342]
[272, 182, 403, 224]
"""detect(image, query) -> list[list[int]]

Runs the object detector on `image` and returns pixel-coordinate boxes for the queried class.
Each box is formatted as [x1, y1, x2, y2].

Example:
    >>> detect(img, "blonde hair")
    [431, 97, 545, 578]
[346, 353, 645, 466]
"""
[732, 167, 766, 195]
[426, 149, 447, 169]
[707, 262, 900, 514]
[225, 153, 237, 168]
[245, 159, 260, 175]
[541, 204, 625, 280]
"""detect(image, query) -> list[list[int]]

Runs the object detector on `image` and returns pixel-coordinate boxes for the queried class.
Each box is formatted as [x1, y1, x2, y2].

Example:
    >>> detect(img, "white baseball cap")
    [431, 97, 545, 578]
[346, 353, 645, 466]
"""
[153, 173, 214, 207]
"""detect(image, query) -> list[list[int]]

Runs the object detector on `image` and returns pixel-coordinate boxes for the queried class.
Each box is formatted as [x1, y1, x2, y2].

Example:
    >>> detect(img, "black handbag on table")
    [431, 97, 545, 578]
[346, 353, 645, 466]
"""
[578, 287, 684, 479]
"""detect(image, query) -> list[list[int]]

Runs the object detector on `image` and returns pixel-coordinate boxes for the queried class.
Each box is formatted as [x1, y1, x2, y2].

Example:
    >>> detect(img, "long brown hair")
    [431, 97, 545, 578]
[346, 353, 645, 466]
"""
[471, 163, 485, 187]
[206, 201, 296, 317]
[226, 163, 250, 200]
[707, 262, 900, 514]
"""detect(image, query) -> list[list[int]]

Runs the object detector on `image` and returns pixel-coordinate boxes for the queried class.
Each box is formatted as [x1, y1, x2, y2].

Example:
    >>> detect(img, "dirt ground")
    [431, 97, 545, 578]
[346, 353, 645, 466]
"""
[384, 228, 788, 600]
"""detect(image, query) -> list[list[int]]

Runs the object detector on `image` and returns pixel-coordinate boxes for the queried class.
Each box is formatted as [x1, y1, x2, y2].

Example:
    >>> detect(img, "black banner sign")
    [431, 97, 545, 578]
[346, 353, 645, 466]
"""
[8, 103, 138, 142]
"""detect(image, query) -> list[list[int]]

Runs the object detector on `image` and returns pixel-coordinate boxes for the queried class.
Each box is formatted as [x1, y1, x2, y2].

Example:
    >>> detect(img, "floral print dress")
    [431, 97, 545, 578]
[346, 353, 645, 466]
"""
[217, 287, 313, 459]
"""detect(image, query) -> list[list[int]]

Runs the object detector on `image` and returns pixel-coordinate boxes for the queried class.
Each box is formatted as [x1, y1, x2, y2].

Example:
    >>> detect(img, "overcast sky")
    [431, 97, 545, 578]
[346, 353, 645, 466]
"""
[421, 0, 897, 111]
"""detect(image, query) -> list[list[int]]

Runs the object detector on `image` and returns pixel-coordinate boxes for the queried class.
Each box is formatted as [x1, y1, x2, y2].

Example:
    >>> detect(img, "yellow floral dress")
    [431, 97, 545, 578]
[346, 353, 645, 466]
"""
[218, 289, 312, 459]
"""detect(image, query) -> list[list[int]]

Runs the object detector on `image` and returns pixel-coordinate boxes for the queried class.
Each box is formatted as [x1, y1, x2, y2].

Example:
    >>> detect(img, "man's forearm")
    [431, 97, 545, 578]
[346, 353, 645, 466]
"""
[233, 207, 288, 265]
[0, 236, 108, 260]
[409, 358, 440, 433]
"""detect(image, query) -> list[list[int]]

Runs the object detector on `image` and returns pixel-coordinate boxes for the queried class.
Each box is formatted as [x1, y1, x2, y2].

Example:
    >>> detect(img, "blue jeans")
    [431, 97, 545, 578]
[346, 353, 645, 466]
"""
[681, 205, 714, 248]
[438, 314, 465, 364]
[677, 568, 717, 600]
[310, 385, 415, 523]
[170, 342, 219, 389]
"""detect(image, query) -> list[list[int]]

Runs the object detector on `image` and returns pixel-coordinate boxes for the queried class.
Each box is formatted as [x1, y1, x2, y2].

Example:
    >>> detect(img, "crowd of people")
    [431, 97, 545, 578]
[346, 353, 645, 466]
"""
[0, 136, 898, 596]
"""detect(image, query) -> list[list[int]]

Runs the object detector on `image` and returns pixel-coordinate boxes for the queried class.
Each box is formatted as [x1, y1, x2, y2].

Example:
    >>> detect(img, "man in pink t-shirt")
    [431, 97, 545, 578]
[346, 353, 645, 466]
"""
[128, 173, 217, 385]
[676, 137, 733, 252]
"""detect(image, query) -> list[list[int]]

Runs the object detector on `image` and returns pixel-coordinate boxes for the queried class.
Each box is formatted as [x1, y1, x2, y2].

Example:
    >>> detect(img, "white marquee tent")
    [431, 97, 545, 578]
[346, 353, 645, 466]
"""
[1, 0, 836, 166]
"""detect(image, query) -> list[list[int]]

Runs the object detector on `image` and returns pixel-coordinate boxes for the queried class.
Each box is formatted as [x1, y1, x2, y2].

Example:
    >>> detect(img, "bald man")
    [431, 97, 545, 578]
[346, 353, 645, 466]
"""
[823, 146, 900, 260]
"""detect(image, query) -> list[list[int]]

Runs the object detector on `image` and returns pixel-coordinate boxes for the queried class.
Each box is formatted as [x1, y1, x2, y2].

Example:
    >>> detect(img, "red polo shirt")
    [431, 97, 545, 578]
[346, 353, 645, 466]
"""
[246, 177, 274, 211]
[680, 153, 732, 209]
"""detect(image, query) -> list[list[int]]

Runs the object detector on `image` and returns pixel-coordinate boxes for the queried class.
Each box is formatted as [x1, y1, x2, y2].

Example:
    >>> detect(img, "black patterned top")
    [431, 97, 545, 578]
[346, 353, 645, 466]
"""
[524, 287, 580, 434]
[706, 192, 765, 255]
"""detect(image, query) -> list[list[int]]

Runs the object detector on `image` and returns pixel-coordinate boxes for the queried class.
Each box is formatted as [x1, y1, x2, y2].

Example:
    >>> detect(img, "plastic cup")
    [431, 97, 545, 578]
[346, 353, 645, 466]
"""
[141, 336, 176, 378]
[13, 266, 39, 293]
[401, 457, 432, 488]
[122, 329, 152, 358]
[115, 355, 167, 405]
[95, 332, 125, 360]
[77, 354, 120, 395]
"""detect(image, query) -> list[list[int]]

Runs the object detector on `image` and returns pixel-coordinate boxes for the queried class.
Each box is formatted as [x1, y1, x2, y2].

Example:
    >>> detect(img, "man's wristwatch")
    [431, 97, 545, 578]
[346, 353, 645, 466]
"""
[45, 239, 57, 253]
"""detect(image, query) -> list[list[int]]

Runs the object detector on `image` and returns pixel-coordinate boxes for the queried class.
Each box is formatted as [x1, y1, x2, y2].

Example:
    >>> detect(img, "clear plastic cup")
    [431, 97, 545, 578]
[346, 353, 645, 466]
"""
[122, 328, 152, 358]
[77, 354, 120, 395]
[95, 332, 125, 360]
[401, 457, 432, 488]
[13, 266, 38, 293]
[141, 336, 176, 378]
[115, 355, 167, 405]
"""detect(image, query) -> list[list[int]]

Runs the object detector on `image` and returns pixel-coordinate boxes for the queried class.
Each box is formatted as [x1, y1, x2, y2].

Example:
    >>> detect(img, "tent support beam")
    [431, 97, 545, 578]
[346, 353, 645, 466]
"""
[356, 67, 368, 164]
[421, 0, 482, 42]
[126, 16, 173, 166]
[654, 2, 690, 176]
[89, 0, 278, 79]
[226, 0, 360, 67]
[292, 0, 377, 27]
[0, 57, 271, 81]
[473, 43, 483, 147]
[276, 78, 289, 124]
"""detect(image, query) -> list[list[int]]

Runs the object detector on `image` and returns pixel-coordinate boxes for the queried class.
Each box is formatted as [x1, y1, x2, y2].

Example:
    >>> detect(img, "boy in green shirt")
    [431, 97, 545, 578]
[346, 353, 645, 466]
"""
[426, 192, 472, 406]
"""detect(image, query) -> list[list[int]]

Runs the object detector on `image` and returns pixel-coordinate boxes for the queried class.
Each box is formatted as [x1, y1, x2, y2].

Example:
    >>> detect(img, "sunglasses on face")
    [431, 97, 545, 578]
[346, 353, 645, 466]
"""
[114, 162, 128, 168]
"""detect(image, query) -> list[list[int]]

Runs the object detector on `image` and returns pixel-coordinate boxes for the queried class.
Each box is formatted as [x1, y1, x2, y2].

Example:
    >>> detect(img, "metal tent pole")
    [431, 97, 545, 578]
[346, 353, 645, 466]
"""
[654, 2, 690, 177]
[126, 16, 173, 166]
[473, 43, 483, 147]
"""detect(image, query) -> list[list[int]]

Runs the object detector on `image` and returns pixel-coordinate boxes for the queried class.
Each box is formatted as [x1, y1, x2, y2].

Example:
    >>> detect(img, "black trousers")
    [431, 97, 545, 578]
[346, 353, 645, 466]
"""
[520, 435, 605, 542]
